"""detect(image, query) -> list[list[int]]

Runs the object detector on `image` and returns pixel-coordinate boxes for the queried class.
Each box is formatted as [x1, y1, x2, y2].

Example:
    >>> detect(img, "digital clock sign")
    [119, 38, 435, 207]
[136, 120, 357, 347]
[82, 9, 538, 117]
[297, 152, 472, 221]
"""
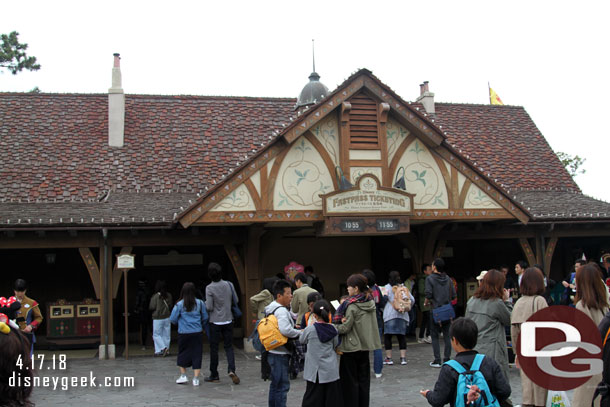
[319, 216, 410, 236]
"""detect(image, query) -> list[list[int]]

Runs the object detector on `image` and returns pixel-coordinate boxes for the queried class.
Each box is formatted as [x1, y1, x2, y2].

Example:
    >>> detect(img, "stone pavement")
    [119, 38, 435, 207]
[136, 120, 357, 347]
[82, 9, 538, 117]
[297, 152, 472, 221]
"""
[29, 342, 568, 407]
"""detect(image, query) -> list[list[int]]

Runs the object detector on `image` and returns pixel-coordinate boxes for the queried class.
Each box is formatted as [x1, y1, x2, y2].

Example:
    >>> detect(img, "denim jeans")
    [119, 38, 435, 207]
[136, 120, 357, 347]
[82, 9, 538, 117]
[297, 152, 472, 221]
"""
[373, 327, 383, 374]
[430, 313, 452, 362]
[267, 353, 291, 407]
[152, 318, 171, 353]
[209, 322, 236, 377]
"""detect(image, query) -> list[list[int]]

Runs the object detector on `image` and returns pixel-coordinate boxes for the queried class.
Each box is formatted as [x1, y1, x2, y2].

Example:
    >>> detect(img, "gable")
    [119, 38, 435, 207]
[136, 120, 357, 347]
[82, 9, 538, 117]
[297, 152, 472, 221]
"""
[181, 71, 529, 226]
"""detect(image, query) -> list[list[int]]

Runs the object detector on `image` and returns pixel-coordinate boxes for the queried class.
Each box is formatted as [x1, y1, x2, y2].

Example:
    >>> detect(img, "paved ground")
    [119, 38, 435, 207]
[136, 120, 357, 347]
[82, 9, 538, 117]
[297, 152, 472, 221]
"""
[28, 342, 568, 407]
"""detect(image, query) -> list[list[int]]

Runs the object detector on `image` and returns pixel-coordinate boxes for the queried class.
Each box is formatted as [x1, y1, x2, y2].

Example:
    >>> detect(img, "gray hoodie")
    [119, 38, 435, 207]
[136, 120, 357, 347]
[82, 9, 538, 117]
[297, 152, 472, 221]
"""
[425, 272, 456, 309]
[264, 300, 300, 355]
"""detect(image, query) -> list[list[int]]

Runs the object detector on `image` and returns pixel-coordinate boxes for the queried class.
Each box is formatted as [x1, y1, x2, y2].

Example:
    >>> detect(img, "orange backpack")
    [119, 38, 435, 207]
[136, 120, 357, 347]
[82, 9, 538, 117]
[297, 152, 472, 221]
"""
[257, 307, 288, 351]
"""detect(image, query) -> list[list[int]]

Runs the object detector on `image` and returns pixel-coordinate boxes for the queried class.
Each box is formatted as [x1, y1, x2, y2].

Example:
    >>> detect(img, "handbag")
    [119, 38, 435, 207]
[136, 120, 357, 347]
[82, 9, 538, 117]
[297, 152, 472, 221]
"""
[432, 303, 455, 324]
[545, 390, 571, 407]
[226, 281, 242, 319]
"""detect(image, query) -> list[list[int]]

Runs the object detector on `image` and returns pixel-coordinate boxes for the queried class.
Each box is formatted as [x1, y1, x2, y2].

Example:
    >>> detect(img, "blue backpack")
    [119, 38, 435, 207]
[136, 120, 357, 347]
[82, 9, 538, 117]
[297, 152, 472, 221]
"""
[444, 354, 500, 407]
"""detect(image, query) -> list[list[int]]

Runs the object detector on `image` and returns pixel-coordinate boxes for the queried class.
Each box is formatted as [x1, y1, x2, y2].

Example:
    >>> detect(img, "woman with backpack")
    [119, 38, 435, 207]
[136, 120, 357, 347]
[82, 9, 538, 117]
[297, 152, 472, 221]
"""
[511, 268, 548, 407]
[572, 264, 609, 407]
[465, 269, 513, 384]
[299, 299, 342, 407]
[150, 280, 173, 357]
[382, 271, 414, 366]
[170, 282, 209, 386]
[334, 273, 382, 407]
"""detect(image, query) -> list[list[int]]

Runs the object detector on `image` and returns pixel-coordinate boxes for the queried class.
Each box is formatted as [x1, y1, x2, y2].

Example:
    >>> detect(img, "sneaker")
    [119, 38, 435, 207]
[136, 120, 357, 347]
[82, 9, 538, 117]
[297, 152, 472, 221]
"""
[255, 355, 262, 361]
[383, 357, 394, 365]
[375, 373, 382, 378]
[424, 336, 432, 344]
[429, 361, 441, 368]
[204, 376, 220, 383]
[176, 374, 188, 384]
[163, 347, 170, 357]
[192, 377, 200, 386]
[417, 338, 426, 344]
[400, 358, 407, 365]
[229, 372, 240, 385]
[154, 352, 163, 357]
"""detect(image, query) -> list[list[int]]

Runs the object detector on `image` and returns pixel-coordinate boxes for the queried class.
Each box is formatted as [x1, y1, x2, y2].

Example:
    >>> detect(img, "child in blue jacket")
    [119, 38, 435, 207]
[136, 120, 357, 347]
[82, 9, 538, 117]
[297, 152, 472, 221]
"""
[170, 282, 208, 386]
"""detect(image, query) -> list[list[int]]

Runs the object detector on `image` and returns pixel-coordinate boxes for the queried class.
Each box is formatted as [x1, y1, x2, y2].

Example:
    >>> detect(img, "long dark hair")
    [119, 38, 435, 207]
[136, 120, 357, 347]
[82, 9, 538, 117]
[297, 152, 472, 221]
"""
[0, 329, 34, 406]
[179, 282, 197, 312]
[576, 264, 609, 311]
[154, 280, 168, 300]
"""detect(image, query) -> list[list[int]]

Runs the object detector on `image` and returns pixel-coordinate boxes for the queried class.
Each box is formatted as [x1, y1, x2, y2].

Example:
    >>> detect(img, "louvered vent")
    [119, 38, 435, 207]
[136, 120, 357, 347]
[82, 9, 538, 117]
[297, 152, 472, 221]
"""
[349, 93, 379, 149]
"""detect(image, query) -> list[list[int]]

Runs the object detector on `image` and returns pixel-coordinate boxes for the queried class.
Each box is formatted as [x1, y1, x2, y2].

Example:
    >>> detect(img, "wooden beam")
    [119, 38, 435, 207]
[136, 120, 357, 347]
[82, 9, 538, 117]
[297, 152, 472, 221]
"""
[378, 103, 391, 186]
[388, 134, 417, 179]
[431, 153, 454, 208]
[422, 223, 448, 264]
[244, 225, 264, 336]
[243, 179, 263, 211]
[458, 179, 473, 208]
[535, 234, 543, 266]
[79, 248, 101, 299]
[304, 131, 339, 190]
[265, 148, 290, 210]
[519, 238, 537, 266]
[98, 246, 107, 349]
[434, 239, 447, 259]
[112, 247, 132, 299]
[224, 244, 246, 295]
[1, 233, 100, 249]
[179, 141, 287, 228]
[544, 236, 559, 277]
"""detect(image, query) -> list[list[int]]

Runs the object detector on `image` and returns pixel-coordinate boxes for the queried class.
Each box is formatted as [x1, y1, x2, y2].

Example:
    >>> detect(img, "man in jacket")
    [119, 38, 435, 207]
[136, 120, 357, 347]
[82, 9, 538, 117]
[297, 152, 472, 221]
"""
[425, 258, 457, 367]
[266, 279, 301, 407]
[420, 317, 511, 407]
[205, 262, 240, 384]
[291, 272, 318, 326]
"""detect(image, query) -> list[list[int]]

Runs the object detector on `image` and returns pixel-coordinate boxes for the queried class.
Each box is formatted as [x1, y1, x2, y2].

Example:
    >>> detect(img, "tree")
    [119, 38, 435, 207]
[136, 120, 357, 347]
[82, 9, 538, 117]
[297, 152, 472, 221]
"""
[557, 151, 586, 178]
[0, 31, 40, 75]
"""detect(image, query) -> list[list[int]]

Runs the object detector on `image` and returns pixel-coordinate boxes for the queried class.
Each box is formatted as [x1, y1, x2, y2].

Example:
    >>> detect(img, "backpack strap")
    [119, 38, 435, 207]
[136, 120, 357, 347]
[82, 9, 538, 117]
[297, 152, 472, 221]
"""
[444, 359, 466, 374]
[604, 326, 610, 347]
[265, 306, 283, 317]
[470, 354, 484, 371]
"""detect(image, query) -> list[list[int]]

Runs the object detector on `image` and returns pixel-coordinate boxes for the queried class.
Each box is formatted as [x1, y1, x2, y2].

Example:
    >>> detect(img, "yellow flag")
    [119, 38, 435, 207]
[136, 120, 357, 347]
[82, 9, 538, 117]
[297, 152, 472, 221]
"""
[489, 87, 504, 105]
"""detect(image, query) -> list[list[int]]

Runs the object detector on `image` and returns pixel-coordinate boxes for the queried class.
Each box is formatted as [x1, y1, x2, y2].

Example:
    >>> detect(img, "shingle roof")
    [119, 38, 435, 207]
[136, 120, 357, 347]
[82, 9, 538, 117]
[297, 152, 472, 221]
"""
[512, 189, 610, 220]
[430, 103, 580, 192]
[0, 191, 197, 227]
[0, 76, 603, 227]
[0, 93, 295, 201]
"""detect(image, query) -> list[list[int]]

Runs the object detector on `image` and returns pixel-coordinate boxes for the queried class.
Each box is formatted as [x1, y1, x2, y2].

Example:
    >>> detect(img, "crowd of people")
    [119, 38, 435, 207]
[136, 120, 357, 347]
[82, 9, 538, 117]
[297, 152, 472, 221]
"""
[3, 254, 610, 407]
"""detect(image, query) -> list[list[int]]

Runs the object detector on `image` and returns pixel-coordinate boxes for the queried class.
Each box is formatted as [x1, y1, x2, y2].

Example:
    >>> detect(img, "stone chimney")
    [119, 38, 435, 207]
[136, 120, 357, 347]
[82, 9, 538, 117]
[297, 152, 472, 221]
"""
[108, 53, 125, 147]
[416, 81, 435, 115]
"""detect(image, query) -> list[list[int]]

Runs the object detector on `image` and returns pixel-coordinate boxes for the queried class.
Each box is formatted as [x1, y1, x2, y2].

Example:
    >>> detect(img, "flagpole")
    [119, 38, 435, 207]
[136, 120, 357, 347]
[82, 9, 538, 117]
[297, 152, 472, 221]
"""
[488, 82, 491, 104]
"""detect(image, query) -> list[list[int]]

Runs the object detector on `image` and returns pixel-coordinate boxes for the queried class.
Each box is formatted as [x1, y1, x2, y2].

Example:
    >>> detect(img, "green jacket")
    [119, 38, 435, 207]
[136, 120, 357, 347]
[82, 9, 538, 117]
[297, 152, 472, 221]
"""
[418, 276, 431, 311]
[335, 300, 382, 352]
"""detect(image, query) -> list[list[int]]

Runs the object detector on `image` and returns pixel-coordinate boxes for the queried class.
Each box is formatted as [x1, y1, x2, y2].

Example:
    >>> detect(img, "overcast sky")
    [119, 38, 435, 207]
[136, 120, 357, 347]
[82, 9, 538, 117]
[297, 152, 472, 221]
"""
[2, 0, 609, 202]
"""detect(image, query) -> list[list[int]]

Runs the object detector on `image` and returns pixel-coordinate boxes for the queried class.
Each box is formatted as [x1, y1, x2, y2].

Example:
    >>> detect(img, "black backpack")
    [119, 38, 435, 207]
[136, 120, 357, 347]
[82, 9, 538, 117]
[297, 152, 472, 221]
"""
[311, 276, 325, 296]
[593, 313, 610, 407]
